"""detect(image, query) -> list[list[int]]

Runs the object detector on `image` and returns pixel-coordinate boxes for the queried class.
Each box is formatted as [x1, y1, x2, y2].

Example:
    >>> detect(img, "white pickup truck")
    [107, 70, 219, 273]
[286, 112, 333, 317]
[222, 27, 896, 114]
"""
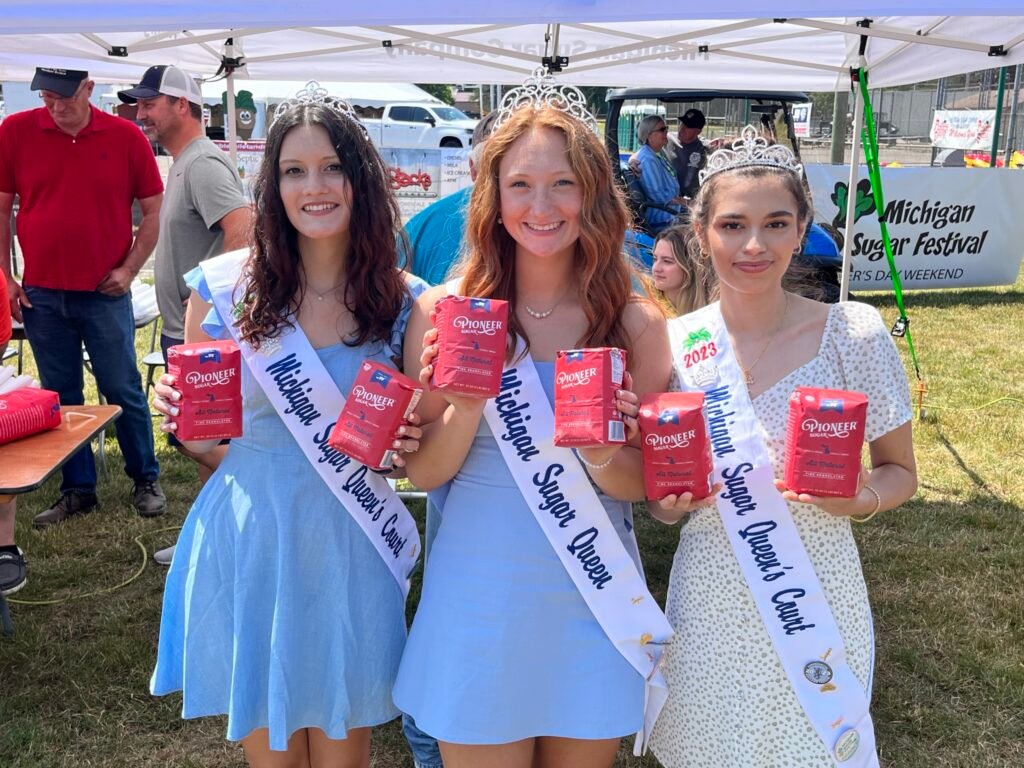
[357, 103, 478, 149]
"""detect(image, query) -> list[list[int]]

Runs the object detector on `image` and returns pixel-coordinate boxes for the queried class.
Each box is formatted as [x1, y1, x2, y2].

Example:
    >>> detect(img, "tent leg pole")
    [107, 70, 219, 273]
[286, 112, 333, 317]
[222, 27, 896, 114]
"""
[839, 84, 865, 302]
[225, 40, 238, 167]
[1004, 64, 1022, 166]
[990, 65, 1007, 169]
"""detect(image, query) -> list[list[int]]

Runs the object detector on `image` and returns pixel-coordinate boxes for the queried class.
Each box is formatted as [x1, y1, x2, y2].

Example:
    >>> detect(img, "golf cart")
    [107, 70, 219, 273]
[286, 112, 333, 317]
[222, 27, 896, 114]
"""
[606, 88, 844, 301]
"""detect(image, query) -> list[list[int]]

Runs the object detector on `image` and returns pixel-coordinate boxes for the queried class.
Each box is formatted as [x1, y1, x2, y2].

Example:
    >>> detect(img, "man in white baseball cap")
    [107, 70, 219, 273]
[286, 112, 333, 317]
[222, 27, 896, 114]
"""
[120, 66, 250, 566]
[118, 65, 203, 108]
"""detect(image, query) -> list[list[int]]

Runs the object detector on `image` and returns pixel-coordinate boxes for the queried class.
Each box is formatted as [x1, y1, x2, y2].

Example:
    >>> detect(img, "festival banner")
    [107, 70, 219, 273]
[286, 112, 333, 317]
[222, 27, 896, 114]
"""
[929, 110, 995, 150]
[805, 164, 1024, 290]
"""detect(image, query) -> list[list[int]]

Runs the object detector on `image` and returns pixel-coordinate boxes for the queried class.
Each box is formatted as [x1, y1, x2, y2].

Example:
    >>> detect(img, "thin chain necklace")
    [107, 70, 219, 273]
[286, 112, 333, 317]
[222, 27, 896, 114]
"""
[737, 292, 790, 387]
[305, 279, 345, 302]
[521, 285, 573, 320]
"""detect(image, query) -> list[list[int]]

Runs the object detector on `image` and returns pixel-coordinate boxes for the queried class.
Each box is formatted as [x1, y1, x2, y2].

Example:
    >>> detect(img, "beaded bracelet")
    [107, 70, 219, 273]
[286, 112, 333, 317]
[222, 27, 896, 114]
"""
[851, 484, 882, 523]
[574, 449, 615, 471]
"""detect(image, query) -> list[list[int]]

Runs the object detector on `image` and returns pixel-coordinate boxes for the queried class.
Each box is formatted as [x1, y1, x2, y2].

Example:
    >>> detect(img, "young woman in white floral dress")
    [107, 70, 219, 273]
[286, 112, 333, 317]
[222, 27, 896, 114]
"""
[595, 131, 918, 766]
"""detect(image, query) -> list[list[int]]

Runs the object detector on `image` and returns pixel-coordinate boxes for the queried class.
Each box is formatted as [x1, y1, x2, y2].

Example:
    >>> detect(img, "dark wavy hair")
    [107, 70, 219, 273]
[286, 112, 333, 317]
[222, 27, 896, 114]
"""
[237, 102, 408, 349]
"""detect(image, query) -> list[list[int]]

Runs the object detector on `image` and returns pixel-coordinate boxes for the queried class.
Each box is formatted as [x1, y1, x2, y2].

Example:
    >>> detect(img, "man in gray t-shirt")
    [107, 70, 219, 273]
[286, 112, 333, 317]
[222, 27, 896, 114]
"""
[120, 66, 250, 563]
[120, 65, 250, 344]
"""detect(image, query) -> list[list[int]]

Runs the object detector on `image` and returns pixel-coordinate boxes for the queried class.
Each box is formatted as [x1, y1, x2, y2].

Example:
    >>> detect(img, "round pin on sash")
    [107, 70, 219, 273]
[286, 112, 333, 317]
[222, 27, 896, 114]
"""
[804, 660, 833, 685]
[834, 729, 860, 762]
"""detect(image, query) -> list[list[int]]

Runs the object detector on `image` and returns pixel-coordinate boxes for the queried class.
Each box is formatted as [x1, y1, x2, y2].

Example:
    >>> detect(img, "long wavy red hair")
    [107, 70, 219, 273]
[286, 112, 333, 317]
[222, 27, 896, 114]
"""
[458, 105, 636, 360]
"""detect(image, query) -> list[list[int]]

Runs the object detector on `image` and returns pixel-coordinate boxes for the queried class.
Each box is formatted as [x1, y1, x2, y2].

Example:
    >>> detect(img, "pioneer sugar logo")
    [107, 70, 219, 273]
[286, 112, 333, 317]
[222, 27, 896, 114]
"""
[184, 368, 236, 388]
[556, 367, 598, 388]
[645, 431, 696, 450]
[453, 315, 503, 335]
[799, 418, 858, 439]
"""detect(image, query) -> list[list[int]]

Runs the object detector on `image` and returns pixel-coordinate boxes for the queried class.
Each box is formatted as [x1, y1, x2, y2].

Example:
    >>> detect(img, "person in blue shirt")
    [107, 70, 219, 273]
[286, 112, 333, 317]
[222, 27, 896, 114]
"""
[403, 112, 499, 286]
[634, 115, 685, 234]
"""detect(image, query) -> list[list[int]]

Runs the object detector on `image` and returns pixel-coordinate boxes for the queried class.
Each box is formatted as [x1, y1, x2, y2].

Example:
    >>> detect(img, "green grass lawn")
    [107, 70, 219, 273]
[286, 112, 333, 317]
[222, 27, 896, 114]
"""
[1, 271, 1022, 768]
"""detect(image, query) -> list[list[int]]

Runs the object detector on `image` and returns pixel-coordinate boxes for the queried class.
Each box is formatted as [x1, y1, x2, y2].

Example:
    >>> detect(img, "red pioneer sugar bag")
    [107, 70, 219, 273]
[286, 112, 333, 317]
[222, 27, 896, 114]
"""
[553, 347, 627, 448]
[175, 397, 243, 441]
[0, 387, 61, 445]
[432, 296, 509, 398]
[784, 387, 868, 498]
[167, 340, 242, 400]
[639, 392, 713, 501]
[329, 360, 423, 470]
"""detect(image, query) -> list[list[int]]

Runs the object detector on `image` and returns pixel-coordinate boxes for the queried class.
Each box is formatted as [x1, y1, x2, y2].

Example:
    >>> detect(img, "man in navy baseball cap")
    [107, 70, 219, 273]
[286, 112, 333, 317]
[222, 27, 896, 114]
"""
[30, 67, 88, 98]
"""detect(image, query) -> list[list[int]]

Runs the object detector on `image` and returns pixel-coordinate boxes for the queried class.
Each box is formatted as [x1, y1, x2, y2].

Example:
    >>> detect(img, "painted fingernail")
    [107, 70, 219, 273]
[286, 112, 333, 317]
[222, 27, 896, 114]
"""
[171, 391, 181, 402]
[398, 426, 406, 435]
[393, 440, 402, 449]
[171, 407, 179, 416]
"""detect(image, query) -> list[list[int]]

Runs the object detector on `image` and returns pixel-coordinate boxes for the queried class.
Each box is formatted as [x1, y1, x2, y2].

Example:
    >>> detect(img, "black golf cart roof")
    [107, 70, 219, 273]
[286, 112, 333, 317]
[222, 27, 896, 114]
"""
[606, 87, 809, 104]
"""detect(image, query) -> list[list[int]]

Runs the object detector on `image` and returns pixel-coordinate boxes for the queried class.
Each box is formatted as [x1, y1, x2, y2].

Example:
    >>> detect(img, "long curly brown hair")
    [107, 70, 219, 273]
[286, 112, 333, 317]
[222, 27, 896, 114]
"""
[458, 105, 635, 361]
[237, 102, 408, 349]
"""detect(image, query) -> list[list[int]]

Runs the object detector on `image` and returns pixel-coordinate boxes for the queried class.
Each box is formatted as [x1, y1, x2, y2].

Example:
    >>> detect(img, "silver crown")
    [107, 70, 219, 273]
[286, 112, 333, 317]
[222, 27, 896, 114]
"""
[699, 125, 804, 184]
[271, 81, 366, 136]
[492, 68, 598, 133]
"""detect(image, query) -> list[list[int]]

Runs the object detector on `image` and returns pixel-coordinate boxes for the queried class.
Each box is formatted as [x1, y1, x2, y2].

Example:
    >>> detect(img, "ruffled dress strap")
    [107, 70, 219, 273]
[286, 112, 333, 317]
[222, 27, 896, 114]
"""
[184, 248, 251, 341]
[389, 272, 429, 371]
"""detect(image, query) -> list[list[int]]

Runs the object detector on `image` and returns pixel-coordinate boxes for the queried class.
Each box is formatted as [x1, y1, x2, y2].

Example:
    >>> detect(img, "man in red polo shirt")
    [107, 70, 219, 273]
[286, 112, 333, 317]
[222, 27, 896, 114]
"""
[0, 67, 167, 528]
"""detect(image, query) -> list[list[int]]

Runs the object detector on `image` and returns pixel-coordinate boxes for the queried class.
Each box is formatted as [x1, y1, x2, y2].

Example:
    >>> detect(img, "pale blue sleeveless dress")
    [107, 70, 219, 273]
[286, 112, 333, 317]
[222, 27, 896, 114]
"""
[150, 267, 426, 750]
[393, 362, 646, 744]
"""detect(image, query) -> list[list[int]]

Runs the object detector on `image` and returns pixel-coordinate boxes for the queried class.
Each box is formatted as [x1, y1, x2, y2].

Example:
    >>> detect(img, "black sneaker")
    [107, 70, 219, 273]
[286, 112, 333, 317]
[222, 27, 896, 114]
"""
[0, 547, 27, 596]
[133, 480, 166, 518]
[32, 491, 99, 529]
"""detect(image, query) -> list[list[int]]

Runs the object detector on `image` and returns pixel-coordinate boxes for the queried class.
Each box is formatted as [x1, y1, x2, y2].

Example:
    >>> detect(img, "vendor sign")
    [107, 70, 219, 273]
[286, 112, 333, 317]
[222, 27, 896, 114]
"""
[385, 147, 472, 218]
[806, 164, 1024, 290]
[791, 102, 812, 138]
[930, 110, 995, 150]
[213, 139, 266, 200]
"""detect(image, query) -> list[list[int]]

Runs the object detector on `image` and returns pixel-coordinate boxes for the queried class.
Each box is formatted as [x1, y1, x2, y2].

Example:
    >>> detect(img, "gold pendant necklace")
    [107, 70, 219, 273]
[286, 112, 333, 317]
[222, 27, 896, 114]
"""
[738, 293, 790, 387]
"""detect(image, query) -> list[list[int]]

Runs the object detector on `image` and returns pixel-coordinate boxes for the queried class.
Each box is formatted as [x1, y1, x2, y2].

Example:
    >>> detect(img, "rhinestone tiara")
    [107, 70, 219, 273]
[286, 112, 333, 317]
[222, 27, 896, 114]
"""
[271, 81, 366, 136]
[492, 68, 598, 134]
[699, 125, 804, 184]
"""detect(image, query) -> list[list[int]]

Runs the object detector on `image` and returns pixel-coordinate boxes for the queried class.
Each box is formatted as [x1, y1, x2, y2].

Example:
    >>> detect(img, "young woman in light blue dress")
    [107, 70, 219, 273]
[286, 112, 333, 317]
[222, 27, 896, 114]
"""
[393, 103, 672, 768]
[151, 94, 425, 768]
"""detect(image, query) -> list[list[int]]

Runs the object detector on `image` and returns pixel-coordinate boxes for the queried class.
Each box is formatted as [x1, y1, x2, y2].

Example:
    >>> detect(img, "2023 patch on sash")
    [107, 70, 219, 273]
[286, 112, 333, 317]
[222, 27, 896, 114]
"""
[202, 250, 420, 597]
[669, 302, 878, 767]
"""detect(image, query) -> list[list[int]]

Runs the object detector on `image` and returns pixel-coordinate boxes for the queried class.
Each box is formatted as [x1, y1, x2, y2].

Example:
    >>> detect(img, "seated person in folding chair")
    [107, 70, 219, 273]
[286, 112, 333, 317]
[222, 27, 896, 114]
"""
[118, 67, 251, 565]
[633, 115, 686, 235]
[0, 268, 24, 595]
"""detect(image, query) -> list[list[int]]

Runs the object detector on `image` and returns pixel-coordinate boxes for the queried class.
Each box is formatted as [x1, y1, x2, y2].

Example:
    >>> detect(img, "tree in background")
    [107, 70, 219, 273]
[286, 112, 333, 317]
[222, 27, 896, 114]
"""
[416, 84, 455, 105]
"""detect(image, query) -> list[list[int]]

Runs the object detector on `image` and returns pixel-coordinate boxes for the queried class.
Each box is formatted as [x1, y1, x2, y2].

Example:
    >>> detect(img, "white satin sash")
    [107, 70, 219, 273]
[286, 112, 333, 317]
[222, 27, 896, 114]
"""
[482, 338, 673, 754]
[203, 250, 420, 597]
[668, 302, 878, 766]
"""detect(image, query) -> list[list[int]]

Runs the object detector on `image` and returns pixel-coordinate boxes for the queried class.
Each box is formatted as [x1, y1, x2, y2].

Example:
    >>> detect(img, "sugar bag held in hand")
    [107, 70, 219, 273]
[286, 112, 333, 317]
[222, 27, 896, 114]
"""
[432, 296, 509, 398]
[784, 387, 868, 498]
[639, 392, 713, 501]
[167, 340, 243, 440]
[553, 348, 626, 448]
[329, 361, 422, 471]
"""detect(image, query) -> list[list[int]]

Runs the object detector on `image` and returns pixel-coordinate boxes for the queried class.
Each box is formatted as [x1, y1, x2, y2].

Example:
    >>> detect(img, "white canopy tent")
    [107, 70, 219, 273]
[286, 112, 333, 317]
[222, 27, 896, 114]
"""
[0, 13, 1022, 92]
[3, 5, 1022, 298]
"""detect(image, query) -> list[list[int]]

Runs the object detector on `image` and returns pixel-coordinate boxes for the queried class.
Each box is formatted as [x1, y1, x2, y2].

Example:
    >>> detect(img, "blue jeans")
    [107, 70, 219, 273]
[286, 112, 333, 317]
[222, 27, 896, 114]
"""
[403, 713, 443, 768]
[22, 286, 159, 494]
